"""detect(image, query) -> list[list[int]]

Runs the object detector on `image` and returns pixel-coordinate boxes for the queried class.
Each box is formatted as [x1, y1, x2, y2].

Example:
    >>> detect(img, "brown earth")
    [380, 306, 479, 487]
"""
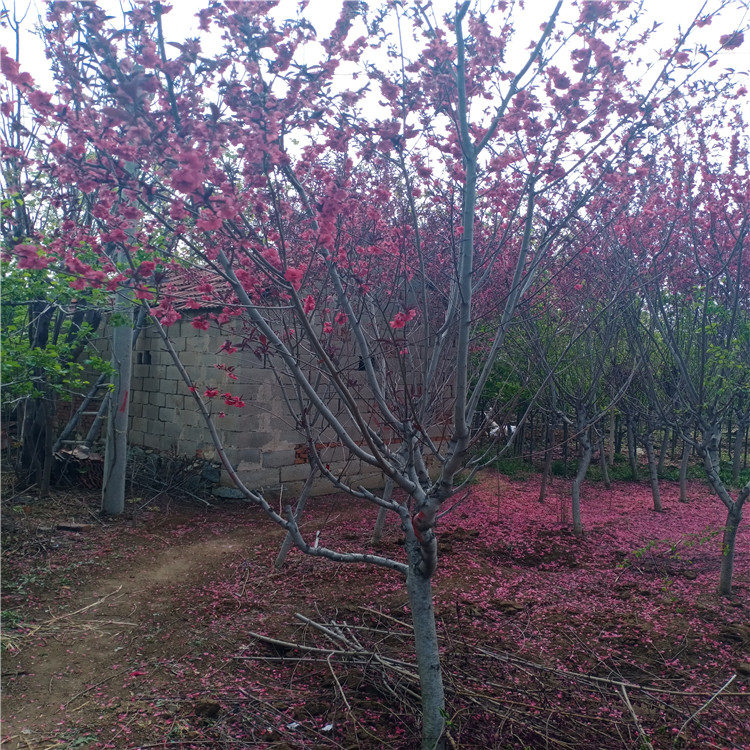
[2, 474, 749, 750]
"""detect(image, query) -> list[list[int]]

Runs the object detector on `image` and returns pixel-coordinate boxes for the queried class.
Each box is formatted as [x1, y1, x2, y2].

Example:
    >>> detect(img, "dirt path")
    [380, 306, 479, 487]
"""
[2, 525, 259, 749]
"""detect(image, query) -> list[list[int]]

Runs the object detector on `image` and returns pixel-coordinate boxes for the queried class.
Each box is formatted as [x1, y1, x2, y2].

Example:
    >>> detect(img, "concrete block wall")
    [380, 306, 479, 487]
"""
[127, 319, 388, 496]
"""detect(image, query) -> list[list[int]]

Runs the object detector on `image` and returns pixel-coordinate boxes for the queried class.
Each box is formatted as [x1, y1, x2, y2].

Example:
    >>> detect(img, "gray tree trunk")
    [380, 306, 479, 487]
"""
[644, 433, 663, 512]
[598, 431, 611, 490]
[700, 424, 749, 596]
[657, 428, 670, 476]
[101, 283, 133, 515]
[679, 440, 691, 503]
[275, 468, 317, 569]
[626, 412, 638, 480]
[407, 563, 445, 750]
[719, 506, 742, 597]
[571, 416, 592, 537]
[538, 418, 555, 503]
[732, 421, 747, 484]
[371, 478, 395, 545]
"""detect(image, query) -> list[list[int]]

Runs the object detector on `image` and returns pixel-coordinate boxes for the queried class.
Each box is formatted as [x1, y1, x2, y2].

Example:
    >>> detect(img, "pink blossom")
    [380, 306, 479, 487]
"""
[390, 309, 417, 329]
[720, 32, 744, 49]
[14, 244, 50, 270]
[284, 267, 304, 290]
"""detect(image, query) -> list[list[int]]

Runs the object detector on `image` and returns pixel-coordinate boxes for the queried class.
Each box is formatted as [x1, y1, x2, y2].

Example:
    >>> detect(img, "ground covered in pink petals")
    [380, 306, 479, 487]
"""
[2, 472, 748, 749]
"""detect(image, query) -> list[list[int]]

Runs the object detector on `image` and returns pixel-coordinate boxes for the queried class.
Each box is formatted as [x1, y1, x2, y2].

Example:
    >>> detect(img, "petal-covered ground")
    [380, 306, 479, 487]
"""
[1, 472, 748, 749]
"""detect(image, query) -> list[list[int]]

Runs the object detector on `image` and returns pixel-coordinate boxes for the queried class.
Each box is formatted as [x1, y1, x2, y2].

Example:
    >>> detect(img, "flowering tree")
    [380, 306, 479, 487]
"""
[616, 117, 750, 596]
[0, 13, 111, 494]
[515, 234, 637, 535]
[3, 0, 747, 744]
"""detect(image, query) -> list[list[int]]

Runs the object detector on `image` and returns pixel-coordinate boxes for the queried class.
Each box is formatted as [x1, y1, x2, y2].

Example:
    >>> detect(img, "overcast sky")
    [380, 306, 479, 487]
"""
[1, 0, 748, 109]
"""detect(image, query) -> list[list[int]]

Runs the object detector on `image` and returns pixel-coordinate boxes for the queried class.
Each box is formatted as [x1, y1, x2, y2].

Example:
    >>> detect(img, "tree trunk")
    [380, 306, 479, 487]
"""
[527, 410, 534, 464]
[626, 412, 638, 480]
[670, 426, 679, 461]
[571, 416, 592, 538]
[562, 421, 569, 477]
[18, 301, 55, 486]
[538, 418, 555, 503]
[719, 506, 742, 597]
[679, 439, 691, 503]
[607, 407, 615, 466]
[598, 430, 611, 490]
[39, 396, 55, 498]
[644, 433, 662, 512]
[614, 413, 623, 456]
[732, 421, 747, 484]
[371, 478, 395, 544]
[407, 565, 446, 750]
[514, 414, 525, 458]
[102, 282, 133, 515]
[699, 423, 748, 597]
[275, 467, 317, 569]
[657, 428, 669, 476]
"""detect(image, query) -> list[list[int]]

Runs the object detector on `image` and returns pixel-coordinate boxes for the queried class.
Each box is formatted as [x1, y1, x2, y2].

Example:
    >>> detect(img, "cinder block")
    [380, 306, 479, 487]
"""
[276, 429, 305, 446]
[142, 404, 160, 421]
[149, 420, 165, 436]
[143, 377, 160, 392]
[236, 450, 262, 469]
[178, 350, 204, 368]
[163, 421, 183, 440]
[280, 463, 315, 483]
[157, 377, 178, 395]
[129, 430, 145, 447]
[262, 449, 296, 469]
[150, 391, 166, 407]
[159, 407, 178, 423]
[143, 432, 161, 449]
[275, 480, 306, 499]
[165, 393, 184, 410]
[230, 431, 274, 449]
[180, 409, 205, 428]
[236, 467, 280, 491]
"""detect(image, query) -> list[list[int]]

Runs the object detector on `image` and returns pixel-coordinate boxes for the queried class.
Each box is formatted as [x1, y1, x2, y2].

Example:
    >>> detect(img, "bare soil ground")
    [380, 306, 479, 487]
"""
[1, 472, 748, 749]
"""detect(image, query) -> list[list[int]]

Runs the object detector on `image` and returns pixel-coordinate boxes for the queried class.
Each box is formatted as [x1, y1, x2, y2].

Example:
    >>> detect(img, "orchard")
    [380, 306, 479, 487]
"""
[1, 2, 748, 748]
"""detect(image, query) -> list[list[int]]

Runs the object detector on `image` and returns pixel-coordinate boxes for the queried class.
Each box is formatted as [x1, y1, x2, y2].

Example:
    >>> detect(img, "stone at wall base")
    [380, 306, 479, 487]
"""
[211, 486, 247, 499]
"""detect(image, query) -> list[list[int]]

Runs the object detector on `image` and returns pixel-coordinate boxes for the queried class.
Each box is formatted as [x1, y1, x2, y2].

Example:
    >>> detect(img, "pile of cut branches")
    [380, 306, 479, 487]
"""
[245, 608, 745, 749]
